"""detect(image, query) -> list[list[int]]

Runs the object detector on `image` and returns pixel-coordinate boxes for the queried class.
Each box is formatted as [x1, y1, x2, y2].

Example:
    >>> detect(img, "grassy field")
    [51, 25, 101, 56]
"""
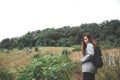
[0, 47, 119, 72]
[0, 47, 81, 72]
[0, 47, 120, 80]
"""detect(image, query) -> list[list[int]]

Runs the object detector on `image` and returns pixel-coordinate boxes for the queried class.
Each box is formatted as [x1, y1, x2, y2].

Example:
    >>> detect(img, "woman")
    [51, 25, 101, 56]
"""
[80, 32, 97, 80]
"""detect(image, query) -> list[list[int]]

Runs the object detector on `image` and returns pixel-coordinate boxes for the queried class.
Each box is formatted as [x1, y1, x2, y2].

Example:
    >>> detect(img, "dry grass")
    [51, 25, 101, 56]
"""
[0, 49, 34, 72]
[70, 52, 81, 61]
[0, 47, 74, 72]
[102, 48, 120, 56]
[40, 47, 74, 55]
[0, 47, 119, 73]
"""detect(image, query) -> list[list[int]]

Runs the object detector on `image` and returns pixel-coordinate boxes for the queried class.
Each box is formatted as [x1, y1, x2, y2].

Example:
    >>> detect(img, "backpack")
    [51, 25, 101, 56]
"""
[92, 46, 103, 68]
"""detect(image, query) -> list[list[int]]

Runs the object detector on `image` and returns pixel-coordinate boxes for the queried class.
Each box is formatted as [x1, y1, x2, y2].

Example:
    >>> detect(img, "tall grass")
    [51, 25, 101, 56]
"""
[96, 48, 120, 80]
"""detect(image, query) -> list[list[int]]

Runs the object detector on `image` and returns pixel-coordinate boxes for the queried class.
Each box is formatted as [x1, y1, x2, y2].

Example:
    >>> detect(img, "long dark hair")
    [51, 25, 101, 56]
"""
[81, 32, 97, 55]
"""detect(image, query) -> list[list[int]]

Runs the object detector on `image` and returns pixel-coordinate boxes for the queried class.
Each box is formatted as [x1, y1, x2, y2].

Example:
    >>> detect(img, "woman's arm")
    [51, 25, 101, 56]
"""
[81, 43, 94, 63]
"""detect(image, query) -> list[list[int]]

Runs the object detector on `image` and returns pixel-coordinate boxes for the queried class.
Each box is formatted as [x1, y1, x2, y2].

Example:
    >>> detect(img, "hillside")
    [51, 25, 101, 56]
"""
[0, 19, 120, 50]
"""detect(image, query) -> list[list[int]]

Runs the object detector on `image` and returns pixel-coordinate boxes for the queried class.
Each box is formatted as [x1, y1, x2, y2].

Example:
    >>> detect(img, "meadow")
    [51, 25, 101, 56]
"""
[0, 46, 120, 80]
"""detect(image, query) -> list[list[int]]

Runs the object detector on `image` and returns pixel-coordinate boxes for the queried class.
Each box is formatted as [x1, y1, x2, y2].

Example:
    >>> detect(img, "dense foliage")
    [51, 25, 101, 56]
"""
[17, 49, 77, 80]
[0, 66, 14, 80]
[0, 19, 120, 49]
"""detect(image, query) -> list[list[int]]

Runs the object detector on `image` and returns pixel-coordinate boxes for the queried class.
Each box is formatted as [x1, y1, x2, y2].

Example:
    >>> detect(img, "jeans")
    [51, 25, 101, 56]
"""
[83, 72, 95, 80]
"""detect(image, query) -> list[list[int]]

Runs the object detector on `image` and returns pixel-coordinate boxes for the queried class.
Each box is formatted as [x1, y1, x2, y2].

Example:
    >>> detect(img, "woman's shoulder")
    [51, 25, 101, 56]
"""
[87, 43, 93, 46]
[87, 43, 94, 47]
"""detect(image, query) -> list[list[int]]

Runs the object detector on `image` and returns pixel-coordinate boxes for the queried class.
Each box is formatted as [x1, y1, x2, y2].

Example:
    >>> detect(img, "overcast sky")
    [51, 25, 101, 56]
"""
[0, 0, 120, 41]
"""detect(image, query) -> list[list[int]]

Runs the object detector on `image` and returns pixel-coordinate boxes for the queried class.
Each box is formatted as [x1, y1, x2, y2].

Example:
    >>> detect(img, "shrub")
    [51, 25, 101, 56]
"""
[33, 53, 40, 59]
[35, 47, 38, 52]
[0, 67, 14, 80]
[17, 53, 76, 80]
[72, 45, 81, 52]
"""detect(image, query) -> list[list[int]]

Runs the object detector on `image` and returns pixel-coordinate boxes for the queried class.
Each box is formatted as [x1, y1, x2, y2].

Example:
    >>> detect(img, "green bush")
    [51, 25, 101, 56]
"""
[0, 67, 14, 80]
[62, 48, 71, 56]
[72, 45, 81, 52]
[17, 52, 76, 80]
[33, 53, 40, 59]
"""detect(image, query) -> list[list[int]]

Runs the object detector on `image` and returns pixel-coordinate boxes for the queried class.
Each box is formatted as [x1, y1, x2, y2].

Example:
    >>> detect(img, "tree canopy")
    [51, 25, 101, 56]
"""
[0, 19, 120, 49]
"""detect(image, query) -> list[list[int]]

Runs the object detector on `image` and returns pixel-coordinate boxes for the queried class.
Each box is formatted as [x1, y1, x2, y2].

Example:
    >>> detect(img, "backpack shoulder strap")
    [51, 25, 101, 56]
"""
[94, 46, 102, 56]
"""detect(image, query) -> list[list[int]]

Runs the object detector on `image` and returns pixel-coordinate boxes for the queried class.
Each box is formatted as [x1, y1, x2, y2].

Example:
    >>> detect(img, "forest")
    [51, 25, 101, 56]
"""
[0, 19, 120, 50]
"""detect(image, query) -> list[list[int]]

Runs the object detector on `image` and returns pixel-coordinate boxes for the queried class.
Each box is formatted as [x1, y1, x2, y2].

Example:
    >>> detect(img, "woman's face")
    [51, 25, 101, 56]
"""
[84, 36, 89, 44]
